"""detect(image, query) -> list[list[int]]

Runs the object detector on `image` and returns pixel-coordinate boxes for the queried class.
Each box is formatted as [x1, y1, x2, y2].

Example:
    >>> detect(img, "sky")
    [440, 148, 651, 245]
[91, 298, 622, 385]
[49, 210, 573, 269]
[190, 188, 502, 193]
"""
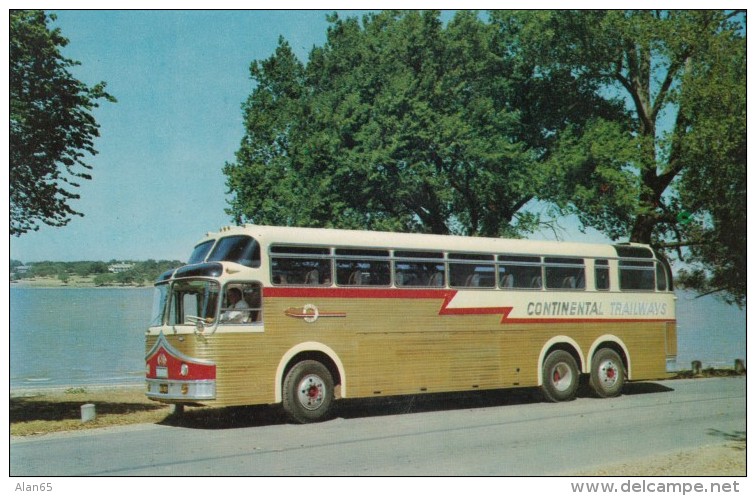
[7, 8, 615, 264]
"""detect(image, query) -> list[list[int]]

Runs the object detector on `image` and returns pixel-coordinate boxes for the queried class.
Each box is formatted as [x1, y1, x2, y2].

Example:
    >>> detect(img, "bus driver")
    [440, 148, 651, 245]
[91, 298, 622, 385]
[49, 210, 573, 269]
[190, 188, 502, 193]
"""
[220, 287, 250, 323]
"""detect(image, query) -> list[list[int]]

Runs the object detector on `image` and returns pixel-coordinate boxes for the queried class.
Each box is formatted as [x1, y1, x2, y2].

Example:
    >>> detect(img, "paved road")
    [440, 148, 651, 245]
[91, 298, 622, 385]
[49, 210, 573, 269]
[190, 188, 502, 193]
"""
[11, 377, 745, 476]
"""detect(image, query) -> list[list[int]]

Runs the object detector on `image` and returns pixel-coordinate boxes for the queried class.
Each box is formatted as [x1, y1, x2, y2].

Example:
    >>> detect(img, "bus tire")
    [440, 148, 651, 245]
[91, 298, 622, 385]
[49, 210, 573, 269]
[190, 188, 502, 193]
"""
[282, 360, 334, 423]
[589, 348, 625, 398]
[541, 350, 580, 402]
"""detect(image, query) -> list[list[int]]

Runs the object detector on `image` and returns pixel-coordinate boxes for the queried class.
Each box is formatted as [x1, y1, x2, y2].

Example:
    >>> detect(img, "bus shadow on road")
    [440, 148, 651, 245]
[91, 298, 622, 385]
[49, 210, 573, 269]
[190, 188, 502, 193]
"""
[159, 404, 289, 430]
[159, 388, 542, 430]
[335, 380, 674, 420]
[334, 387, 541, 420]
[159, 381, 674, 430]
[620, 381, 674, 395]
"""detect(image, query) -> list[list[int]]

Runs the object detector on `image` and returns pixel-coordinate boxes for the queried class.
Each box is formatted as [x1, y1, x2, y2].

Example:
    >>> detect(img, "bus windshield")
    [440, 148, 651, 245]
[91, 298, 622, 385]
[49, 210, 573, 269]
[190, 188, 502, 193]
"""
[166, 279, 220, 326]
[188, 240, 214, 265]
[207, 235, 260, 267]
[150, 283, 169, 326]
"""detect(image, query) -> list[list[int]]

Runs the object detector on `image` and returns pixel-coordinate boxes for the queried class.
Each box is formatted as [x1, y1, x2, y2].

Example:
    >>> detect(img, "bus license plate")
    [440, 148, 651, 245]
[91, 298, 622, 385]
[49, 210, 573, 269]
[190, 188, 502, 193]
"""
[159, 384, 168, 394]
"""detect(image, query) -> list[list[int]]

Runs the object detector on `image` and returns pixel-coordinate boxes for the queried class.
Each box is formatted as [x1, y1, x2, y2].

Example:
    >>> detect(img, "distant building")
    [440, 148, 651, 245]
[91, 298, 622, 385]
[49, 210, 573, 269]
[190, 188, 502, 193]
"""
[12, 265, 31, 277]
[108, 262, 134, 273]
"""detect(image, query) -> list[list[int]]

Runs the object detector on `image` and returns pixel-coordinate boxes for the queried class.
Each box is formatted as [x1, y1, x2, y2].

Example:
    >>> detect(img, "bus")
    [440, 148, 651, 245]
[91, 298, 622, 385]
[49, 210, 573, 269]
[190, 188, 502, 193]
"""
[146, 225, 677, 423]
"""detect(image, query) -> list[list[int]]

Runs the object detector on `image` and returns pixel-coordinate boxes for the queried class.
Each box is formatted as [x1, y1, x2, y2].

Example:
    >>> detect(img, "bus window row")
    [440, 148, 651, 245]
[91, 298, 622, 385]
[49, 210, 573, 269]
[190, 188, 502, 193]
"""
[269, 245, 670, 292]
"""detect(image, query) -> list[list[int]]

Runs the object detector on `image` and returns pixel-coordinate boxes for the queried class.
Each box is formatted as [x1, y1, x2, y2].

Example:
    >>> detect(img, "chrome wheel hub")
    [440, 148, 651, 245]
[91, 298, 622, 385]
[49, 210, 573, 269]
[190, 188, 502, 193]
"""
[297, 374, 326, 411]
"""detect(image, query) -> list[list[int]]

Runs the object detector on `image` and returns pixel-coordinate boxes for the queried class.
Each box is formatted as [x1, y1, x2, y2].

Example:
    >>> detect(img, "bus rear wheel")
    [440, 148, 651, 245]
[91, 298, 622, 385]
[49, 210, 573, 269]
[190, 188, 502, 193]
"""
[282, 360, 334, 423]
[590, 348, 625, 398]
[541, 350, 580, 402]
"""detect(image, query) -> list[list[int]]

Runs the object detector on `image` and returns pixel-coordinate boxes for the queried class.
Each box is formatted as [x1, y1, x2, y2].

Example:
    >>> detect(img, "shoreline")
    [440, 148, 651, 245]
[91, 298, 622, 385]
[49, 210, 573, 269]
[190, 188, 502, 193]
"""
[11, 278, 152, 289]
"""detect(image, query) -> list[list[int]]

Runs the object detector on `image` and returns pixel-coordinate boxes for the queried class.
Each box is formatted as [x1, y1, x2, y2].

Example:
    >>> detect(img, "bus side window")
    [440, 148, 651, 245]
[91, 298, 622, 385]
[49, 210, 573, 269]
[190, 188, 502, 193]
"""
[394, 261, 445, 287]
[449, 263, 495, 288]
[448, 253, 495, 289]
[498, 255, 542, 289]
[595, 259, 610, 291]
[619, 260, 655, 291]
[244, 284, 262, 322]
[394, 251, 445, 287]
[272, 257, 332, 285]
[336, 260, 391, 286]
[220, 282, 263, 324]
[270, 245, 332, 286]
[544, 257, 585, 290]
[655, 262, 668, 291]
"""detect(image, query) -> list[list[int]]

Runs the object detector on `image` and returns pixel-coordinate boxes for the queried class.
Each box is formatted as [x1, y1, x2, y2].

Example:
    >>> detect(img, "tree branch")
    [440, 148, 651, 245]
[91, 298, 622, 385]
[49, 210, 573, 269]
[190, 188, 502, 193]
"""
[656, 241, 705, 249]
[650, 54, 689, 122]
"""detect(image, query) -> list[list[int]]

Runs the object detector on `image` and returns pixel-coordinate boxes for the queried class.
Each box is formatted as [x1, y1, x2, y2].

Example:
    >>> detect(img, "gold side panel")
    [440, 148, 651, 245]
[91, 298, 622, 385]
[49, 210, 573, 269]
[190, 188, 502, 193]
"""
[147, 295, 672, 407]
[666, 322, 678, 357]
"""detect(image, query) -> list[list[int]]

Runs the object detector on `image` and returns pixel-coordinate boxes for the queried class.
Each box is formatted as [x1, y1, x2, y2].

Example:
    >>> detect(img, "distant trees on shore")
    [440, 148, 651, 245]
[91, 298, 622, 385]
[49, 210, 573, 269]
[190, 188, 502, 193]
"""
[10, 259, 183, 286]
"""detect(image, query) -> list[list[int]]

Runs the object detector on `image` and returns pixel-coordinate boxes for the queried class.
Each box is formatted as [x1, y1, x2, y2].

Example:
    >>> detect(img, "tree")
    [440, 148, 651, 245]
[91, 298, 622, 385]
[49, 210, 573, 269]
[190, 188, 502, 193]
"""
[226, 11, 594, 237]
[498, 10, 746, 304]
[93, 273, 114, 287]
[10, 10, 115, 236]
[225, 10, 745, 304]
[674, 25, 746, 305]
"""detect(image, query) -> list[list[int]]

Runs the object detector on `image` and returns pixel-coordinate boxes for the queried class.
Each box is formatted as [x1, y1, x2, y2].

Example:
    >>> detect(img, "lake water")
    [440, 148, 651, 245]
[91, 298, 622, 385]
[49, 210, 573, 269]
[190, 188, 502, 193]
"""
[10, 287, 153, 390]
[9, 287, 746, 390]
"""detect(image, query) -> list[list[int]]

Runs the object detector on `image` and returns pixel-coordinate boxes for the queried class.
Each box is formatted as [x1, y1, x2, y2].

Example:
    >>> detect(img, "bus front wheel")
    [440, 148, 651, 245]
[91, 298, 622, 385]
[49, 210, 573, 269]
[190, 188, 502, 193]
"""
[541, 350, 580, 402]
[282, 360, 334, 423]
[589, 348, 625, 398]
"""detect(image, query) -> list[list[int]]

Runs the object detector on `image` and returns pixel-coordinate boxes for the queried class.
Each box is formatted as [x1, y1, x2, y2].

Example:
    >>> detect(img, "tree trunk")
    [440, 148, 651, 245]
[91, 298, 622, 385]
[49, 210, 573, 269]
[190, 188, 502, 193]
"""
[630, 213, 656, 244]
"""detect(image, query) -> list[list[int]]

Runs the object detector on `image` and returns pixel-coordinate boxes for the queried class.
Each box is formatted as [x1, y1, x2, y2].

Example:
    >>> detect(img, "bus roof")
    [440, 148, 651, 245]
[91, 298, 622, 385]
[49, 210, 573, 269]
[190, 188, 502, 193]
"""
[198, 224, 641, 259]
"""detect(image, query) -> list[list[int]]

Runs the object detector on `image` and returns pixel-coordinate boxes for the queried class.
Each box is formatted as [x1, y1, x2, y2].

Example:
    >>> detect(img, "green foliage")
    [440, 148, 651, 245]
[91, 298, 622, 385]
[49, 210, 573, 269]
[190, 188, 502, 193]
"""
[543, 119, 640, 240]
[93, 273, 113, 287]
[225, 9, 745, 305]
[674, 27, 746, 306]
[503, 10, 746, 305]
[226, 11, 569, 237]
[10, 10, 116, 236]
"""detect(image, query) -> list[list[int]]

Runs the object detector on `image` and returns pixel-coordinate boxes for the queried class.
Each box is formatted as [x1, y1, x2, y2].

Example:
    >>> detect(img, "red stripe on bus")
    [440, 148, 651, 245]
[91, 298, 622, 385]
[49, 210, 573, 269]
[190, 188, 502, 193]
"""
[264, 287, 513, 322]
[264, 287, 449, 299]
[263, 286, 674, 325]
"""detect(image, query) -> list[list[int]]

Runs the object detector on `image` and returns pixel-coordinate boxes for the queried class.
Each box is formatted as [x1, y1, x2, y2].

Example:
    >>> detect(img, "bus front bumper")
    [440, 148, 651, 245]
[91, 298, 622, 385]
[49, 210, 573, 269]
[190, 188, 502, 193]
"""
[146, 378, 216, 402]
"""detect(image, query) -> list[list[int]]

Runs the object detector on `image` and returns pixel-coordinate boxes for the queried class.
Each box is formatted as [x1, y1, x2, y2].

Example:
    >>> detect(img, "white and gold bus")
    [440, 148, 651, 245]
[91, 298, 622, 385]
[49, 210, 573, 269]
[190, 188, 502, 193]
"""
[146, 225, 677, 423]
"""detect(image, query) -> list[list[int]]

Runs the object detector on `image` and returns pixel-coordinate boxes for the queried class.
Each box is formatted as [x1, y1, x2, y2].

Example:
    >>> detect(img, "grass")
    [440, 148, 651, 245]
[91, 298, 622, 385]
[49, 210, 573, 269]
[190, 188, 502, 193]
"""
[10, 387, 171, 437]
